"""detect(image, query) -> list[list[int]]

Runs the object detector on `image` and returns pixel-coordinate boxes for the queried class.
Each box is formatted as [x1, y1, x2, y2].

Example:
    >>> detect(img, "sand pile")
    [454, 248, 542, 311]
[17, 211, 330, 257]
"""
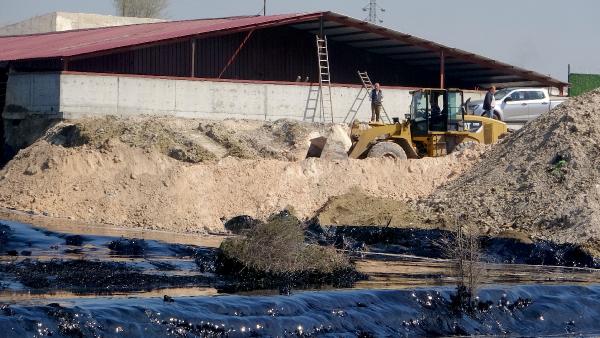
[316, 189, 426, 228]
[424, 89, 600, 250]
[47, 116, 321, 163]
[0, 118, 482, 233]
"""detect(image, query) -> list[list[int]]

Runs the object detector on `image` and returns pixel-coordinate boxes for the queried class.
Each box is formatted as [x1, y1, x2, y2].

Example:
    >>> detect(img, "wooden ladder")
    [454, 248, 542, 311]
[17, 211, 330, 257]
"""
[358, 71, 391, 123]
[316, 36, 334, 123]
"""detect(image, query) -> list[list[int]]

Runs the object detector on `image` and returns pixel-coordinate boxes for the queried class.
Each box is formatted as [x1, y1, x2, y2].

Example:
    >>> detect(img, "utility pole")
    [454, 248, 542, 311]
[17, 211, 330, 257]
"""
[363, 0, 385, 24]
[263, 0, 266, 16]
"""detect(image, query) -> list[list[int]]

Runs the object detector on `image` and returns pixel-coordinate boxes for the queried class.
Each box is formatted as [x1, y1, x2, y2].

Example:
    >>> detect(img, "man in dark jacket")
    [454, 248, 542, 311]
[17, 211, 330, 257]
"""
[483, 86, 496, 119]
[370, 83, 383, 122]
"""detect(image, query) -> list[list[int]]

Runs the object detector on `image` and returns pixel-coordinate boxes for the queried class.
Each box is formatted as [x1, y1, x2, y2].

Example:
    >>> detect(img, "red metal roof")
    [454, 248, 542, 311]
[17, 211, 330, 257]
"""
[0, 13, 321, 61]
[0, 11, 567, 88]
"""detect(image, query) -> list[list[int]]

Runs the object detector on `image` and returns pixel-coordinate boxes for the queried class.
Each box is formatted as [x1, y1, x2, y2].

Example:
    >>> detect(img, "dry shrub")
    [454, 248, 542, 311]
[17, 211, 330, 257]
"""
[220, 212, 350, 275]
[439, 215, 484, 311]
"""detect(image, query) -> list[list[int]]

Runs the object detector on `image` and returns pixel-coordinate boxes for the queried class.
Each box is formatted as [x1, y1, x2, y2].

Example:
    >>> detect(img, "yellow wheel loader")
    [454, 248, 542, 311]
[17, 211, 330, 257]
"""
[348, 89, 508, 159]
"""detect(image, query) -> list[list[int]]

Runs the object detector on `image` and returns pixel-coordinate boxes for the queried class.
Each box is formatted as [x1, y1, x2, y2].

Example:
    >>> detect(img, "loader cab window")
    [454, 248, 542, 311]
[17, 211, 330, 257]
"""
[428, 90, 447, 132]
[410, 91, 429, 135]
[446, 91, 463, 131]
[411, 91, 428, 121]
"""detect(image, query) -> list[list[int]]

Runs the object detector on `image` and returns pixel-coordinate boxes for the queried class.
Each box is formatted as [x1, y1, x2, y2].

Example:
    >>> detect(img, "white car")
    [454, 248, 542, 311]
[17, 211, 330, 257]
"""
[467, 88, 565, 122]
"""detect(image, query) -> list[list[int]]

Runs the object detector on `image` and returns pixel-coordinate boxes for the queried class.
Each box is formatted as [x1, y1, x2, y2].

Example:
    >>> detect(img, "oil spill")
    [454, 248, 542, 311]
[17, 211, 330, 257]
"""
[0, 219, 600, 336]
[0, 220, 363, 296]
[1, 285, 600, 337]
[0, 220, 220, 295]
[216, 254, 365, 294]
[309, 224, 599, 268]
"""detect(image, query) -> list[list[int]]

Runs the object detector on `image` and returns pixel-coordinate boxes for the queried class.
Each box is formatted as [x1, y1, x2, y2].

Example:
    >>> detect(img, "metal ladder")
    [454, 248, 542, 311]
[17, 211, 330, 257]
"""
[316, 36, 334, 123]
[358, 71, 391, 123]
[303, 84, 321, 122]
[344, 71, 372, 122]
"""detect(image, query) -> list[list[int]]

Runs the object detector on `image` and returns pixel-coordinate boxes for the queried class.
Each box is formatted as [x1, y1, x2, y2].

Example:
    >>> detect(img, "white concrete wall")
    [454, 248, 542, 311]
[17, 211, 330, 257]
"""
[58, 73, 416, 122]
[3, 73, 60, 118]
[3, 72, 485, 123]
[0, 12, 164, 36]
[54, 12, 164, 31]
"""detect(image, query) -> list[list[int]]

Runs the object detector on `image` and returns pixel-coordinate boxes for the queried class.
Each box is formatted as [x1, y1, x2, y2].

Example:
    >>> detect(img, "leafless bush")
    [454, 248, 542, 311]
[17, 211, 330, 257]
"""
[113, 0, 169, 18]
[440, 215, 484, 311]
[220, 212, 350, 275]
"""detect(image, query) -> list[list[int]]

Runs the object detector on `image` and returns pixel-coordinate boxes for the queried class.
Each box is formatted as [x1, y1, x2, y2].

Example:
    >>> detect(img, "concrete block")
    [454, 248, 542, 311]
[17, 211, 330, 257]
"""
[60, 74, 118, 117]
[4, 74, 33, 110]
[210, 82, 266, 116]
[117, 76, 176, 115]
[3, 73, 60, 117]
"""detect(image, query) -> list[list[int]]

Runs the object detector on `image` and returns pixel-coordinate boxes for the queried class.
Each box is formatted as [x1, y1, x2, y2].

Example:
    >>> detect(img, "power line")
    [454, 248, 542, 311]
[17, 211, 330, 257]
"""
[363, 0, 385, 24]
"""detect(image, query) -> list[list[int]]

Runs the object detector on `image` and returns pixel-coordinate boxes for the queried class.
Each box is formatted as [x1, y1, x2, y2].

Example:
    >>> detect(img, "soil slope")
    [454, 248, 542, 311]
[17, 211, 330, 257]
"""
[424, 89, 600, 252]
[0, 117, 481, 233]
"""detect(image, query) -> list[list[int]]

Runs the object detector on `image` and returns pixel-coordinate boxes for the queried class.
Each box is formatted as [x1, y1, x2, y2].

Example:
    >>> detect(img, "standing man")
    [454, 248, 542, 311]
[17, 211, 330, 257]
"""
[483, 86, 496, 119]
[371, 83, 383, 122]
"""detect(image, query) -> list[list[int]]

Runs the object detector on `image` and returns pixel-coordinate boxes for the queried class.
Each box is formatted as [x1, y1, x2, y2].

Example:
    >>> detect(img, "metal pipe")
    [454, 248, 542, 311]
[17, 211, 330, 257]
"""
[439, 50, 445, 89]
[190, 39, 196, 77]
[218, 29, 255, 79]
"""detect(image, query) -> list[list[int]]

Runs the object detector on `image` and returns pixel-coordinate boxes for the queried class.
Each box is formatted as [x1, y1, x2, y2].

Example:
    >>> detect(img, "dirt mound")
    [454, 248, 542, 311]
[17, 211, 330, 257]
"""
[0, 117, 482, 233]
[317, 188, 427, 228]
[46, 116, 323, 163]
[423, 89, 600, 251]
[198, 119, 318, 161]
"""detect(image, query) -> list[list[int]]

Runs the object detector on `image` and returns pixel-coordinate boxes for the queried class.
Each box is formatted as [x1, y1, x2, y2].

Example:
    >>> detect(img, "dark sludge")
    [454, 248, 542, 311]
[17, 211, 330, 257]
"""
[309, 224, 599, 268]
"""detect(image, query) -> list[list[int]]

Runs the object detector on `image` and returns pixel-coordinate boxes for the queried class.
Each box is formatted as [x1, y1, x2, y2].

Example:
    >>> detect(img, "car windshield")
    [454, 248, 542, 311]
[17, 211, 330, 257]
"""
[494, 89, 511, 100]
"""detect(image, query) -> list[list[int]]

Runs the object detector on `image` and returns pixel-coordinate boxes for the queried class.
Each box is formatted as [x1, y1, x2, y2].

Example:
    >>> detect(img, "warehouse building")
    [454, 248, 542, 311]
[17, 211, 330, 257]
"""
[0, 11, 568, 153]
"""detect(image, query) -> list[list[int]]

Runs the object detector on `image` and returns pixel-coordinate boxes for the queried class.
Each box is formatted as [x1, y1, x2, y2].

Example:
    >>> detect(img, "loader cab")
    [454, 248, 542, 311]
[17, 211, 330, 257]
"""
[409, 89, 464, 136]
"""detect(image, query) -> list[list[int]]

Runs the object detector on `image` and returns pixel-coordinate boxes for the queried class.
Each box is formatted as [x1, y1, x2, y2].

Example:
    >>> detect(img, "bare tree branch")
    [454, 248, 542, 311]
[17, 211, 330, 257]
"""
[113, 0, 169, 18]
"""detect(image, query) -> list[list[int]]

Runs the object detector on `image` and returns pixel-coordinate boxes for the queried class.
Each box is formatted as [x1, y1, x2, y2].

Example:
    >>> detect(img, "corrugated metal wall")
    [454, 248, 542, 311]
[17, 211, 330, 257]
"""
[193, 26, 439, 87]
[62, 25, 441, 87]
[195, 27, 318, 81]
[69, 40, 192, 77]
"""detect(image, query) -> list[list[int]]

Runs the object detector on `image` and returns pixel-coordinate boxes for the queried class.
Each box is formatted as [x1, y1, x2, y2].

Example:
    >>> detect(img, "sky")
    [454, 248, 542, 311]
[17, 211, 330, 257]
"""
[0, 0, 598, 81]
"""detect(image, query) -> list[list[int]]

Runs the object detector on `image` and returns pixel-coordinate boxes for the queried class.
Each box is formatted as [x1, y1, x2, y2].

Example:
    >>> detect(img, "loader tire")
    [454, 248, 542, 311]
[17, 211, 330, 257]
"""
[367, 142, 407, 160]
[453, 141, 478, 153]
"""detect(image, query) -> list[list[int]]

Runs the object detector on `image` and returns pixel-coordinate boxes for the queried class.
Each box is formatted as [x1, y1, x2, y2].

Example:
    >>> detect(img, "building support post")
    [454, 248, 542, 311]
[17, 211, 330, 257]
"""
[190, 39, 196, 77]
[439, 50, 445, 89]
[63, 58, 69, 71]
[319, 15, 324, 38]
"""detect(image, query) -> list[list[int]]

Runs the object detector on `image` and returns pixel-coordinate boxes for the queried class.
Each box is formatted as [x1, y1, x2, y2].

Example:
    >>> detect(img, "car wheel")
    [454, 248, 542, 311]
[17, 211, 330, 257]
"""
[367, 142, 407, 160]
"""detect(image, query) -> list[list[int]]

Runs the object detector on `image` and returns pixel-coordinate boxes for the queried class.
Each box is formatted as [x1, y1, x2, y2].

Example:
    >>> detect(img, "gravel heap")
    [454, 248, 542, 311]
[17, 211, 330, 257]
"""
[423, 89, 600, 252]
